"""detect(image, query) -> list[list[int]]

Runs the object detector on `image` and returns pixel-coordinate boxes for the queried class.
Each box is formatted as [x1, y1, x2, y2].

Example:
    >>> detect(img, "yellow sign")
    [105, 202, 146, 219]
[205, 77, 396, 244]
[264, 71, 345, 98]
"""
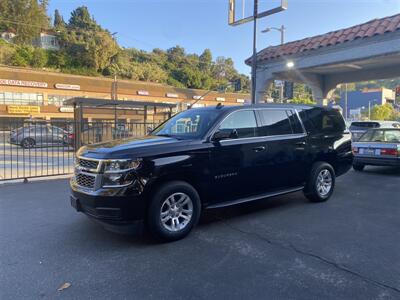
[7, 105, 41, 114]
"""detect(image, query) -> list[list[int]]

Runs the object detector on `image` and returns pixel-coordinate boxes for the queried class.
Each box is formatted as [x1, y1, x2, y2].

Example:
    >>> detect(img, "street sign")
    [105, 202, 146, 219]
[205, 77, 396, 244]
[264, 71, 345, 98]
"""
[229, 0, 288, 26]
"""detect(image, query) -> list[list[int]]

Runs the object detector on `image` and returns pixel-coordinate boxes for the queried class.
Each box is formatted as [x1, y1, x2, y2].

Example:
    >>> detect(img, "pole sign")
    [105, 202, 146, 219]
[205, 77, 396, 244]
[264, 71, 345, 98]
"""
[396, 86, 400, 97]
[0, 79, 48, 88]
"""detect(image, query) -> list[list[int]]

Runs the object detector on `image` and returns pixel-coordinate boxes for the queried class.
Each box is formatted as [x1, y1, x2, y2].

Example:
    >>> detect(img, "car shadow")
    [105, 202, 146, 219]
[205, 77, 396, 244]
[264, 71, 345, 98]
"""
[360, 166, 400, 177]
[199, 191, 307, 227]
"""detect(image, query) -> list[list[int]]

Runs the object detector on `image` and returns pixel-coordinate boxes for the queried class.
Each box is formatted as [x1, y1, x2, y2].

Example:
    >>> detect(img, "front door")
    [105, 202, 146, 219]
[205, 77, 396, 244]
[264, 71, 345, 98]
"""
[209, 110, 268, 204]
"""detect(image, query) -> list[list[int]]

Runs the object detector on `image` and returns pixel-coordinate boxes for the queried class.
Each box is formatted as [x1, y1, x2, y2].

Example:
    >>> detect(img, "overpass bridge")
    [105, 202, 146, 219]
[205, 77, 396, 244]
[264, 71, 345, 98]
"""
[246, 13, 400, 105]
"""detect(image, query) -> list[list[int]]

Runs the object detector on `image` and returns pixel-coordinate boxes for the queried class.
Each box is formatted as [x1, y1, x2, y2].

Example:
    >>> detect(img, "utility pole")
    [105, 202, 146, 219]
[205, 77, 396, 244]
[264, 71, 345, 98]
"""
[228, 0, 288, 104]
[250, 0, 258, 105]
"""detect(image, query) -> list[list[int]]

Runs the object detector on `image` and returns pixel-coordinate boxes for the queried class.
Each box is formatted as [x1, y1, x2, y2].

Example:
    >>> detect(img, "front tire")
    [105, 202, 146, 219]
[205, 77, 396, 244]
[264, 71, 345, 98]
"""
[21, 138, 35, 149]
[304, 162, 335, 203]
[147, 181, 201, 242]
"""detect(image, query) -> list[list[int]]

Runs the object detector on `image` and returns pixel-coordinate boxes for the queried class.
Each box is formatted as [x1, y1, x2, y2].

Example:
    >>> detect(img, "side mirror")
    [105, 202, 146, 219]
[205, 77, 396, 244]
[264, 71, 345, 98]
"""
[212, 129, 237, 141]
[147, 126, 153, 134]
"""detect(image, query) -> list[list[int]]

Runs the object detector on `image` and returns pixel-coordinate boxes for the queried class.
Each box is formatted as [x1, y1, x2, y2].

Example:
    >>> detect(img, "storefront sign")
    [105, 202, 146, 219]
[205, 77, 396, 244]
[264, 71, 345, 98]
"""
[55, 83, 81, 90]
[59, 107, 74, 113]
[0, 79, 48, 88]
[166, 93, 179, 98]
[137, 90, 150, 96]
[216, 97, 225, 102]
[7, 105, 40, 114]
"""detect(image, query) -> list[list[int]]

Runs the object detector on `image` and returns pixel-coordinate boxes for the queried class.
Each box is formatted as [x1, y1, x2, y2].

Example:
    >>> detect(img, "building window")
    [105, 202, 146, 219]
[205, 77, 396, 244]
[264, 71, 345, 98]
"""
[48, 95, 71, 107]
[0, 92, 43, 105]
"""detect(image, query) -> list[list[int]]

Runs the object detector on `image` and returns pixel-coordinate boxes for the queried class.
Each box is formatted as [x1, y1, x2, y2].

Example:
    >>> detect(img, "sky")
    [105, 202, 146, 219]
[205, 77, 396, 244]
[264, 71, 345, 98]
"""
[49, 0, 400, 75]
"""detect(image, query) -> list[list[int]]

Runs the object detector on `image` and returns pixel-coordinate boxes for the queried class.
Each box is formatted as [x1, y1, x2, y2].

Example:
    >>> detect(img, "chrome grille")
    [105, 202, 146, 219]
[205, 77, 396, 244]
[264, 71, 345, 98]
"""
[75, 173, 96, 189]
[78, 158, 99, 170]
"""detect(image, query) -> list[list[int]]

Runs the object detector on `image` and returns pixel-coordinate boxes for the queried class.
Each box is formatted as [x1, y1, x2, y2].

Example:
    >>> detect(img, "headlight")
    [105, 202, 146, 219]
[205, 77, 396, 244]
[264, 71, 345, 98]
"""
[103, 159, 142, 173]
[101, 159, 142, 188]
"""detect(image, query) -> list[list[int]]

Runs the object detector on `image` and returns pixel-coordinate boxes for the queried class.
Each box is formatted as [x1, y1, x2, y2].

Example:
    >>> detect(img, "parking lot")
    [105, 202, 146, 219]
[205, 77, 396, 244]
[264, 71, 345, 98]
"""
[1, 167, 399, 299]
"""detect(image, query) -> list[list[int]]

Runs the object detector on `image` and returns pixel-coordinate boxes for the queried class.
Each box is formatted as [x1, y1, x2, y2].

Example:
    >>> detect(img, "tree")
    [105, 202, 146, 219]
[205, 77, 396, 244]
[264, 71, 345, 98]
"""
[0, 0, 49, 44]
[54, 9, 65, 28]
[68, 6, 98, 30]
[370, 103, 395, 121]
[199, 49, 212, 72]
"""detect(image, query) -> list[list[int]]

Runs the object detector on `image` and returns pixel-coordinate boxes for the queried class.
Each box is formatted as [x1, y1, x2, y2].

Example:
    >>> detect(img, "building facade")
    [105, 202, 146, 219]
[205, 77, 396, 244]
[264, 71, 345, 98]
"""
[0, 66, 249, 128]
[339, 88, 396, 120]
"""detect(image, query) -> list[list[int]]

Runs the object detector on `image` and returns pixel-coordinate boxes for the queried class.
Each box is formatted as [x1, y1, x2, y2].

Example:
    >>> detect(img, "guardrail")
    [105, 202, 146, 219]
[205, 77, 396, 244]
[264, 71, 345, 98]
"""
[0, 120, 156, 181]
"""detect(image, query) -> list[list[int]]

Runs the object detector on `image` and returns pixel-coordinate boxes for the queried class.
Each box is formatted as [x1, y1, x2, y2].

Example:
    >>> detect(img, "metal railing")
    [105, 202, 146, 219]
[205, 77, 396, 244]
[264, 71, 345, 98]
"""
[0, 120, 157, 181]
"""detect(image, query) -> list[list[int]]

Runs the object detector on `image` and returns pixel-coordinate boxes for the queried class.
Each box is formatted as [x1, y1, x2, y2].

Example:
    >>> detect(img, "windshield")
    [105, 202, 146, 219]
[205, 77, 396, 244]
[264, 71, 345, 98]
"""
[152, 109, 220, 139]
[359, 129, 400, 143]
[350, 122, 380, 131]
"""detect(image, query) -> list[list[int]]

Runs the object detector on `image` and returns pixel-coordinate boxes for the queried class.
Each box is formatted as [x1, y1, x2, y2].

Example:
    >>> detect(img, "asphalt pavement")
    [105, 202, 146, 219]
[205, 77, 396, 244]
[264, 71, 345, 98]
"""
[1, 167, 399, 299]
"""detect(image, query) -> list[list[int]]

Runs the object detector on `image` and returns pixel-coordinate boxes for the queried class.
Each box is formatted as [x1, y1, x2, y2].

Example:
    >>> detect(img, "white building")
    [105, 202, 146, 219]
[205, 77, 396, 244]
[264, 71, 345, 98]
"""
[32, 32, 60, 50]
[1, 32, 16, 43]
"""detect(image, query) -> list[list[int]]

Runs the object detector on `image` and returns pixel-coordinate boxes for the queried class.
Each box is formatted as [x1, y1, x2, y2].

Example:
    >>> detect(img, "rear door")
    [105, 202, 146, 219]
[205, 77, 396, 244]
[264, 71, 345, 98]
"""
[255, 109, 308, 190]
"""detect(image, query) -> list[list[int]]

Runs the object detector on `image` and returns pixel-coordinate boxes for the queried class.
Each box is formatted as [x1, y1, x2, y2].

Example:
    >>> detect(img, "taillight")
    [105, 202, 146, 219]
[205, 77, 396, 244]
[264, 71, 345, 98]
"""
[68, 133, 75, 139]
[352, 147, 358, 154]
[381, 148, 397, 156]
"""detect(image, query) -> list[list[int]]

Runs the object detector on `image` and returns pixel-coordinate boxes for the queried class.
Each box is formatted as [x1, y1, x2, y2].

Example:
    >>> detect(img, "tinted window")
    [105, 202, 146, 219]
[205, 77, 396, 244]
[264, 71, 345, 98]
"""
[350, 122, 380, 131]
[258, 109, 292, 136]
[287, 110, 304, 134]
[219, 110, 257, 138]
[302, 108, 345, 133]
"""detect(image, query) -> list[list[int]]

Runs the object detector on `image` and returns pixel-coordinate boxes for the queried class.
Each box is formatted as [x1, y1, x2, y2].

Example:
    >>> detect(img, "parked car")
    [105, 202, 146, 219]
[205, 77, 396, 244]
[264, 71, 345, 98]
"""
[349, 121, 400, 141]
[9, 124, 72, 149]
[70, 104, 353, 241]
[352, 128, 400, 170]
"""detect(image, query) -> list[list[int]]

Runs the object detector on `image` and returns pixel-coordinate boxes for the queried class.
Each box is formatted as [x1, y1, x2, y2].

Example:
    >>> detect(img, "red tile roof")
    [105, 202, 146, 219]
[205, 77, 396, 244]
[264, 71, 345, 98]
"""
[246, 13, 400, 65]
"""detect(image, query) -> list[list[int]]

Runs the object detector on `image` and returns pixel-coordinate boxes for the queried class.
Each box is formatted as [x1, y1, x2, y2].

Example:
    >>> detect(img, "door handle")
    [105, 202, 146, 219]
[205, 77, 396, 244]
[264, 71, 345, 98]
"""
[295, 141, 306, 146]
[253, 146, 266, 152]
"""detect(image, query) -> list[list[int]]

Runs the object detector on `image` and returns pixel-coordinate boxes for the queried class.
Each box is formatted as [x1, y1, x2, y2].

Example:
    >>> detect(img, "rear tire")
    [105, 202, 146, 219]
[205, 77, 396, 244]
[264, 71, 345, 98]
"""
[21, 138, 35, 149]
[352, 164, 365, 171]
[147, 181, 201, 242]
[304, 162, 335, 203]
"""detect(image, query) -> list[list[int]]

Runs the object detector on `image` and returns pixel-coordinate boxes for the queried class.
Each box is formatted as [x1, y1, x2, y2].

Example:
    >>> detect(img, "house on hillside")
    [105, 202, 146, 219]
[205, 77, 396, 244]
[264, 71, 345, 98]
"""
[0, 31, 16, 43]
[32, 32, 60, 50]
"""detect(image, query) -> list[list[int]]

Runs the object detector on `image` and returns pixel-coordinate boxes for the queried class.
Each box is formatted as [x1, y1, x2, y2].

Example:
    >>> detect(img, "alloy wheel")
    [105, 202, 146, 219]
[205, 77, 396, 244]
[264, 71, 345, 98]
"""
[160, 192, 193, 232]
[316, 169, 332, 196]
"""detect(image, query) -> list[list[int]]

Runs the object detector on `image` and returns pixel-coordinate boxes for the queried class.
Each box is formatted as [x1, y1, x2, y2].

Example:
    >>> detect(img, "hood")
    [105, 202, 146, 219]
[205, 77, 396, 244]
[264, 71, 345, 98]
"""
[78, 135, 191, 159]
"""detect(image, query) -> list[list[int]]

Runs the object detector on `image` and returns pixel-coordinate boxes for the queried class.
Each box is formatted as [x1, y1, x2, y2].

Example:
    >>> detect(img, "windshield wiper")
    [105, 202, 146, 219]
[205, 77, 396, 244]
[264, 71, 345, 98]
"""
[156, 134, 182, 140]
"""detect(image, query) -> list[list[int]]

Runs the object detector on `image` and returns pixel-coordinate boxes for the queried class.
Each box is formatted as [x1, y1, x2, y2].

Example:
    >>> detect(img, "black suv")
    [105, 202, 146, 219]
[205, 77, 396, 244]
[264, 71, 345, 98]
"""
[70, 104, 352, 241]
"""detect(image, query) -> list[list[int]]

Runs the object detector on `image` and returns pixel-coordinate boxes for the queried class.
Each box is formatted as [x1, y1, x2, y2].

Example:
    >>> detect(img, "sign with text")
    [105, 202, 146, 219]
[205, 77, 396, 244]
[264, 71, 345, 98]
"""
[7, 105, 40, 114]
[55, 83, 80, 90]
[0, 79, 48, 88]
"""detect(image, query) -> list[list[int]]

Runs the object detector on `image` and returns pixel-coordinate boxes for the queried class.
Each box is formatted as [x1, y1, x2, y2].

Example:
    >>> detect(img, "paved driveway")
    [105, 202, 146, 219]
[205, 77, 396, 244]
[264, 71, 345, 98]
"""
[1, 167, 399, 299]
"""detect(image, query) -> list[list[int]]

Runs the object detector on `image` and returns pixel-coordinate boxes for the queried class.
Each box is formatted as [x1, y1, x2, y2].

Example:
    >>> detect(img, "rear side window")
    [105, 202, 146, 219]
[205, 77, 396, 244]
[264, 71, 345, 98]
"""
[257, 109, 292, 136]
[219, 110, 257, 138]
[301, 108, 345, 134]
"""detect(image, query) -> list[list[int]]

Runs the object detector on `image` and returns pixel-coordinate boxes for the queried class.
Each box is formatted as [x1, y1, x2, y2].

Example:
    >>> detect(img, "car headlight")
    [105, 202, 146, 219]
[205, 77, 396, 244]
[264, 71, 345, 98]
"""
[103, 159, 142, 173]
[102, 159, 142, 188]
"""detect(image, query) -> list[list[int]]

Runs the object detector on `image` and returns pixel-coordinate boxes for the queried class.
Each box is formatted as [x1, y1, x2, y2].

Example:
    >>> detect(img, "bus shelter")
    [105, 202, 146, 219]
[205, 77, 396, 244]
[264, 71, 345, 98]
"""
[64, 97, 176, 150]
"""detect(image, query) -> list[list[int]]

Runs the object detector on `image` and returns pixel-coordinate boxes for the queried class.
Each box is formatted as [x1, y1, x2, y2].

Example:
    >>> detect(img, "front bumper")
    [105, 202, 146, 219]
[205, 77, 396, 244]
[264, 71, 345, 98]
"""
[354, 156, 400, 167]
[70, 182, 148, 225]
